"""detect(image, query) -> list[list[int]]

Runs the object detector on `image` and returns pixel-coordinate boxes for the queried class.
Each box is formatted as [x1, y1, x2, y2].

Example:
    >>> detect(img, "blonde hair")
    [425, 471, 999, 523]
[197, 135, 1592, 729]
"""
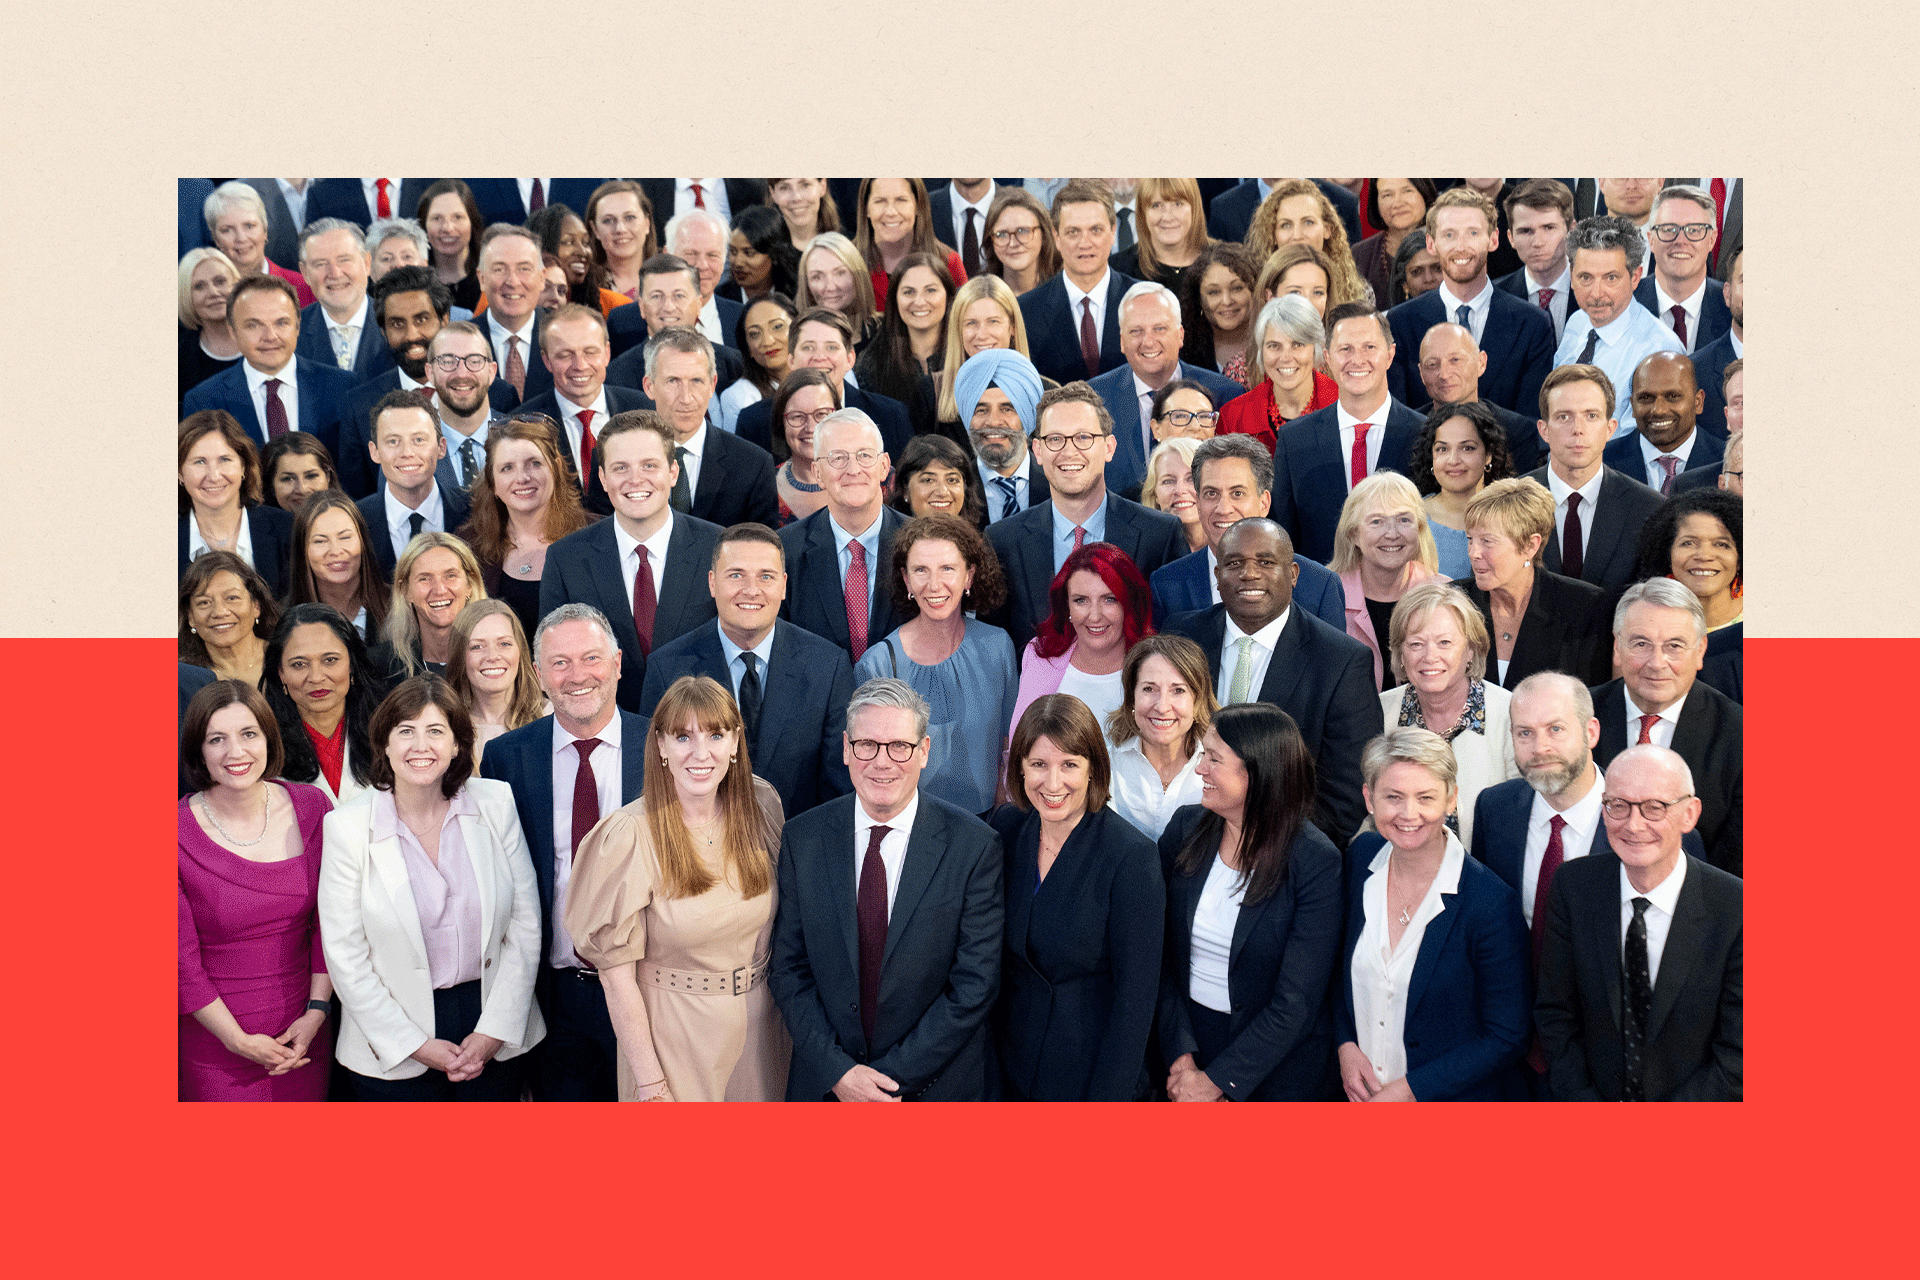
[1361, 726, 1460, 793]
[444, 599, 546, 731]
[934, 274, 1032, 424]
[1247, 181, 1370, 307]
[795, 232, 877, 337]
[384, 532, 488, 677]
[1386, 581, 1490, 684]
[178, 248, 240, 329]
[1139, 436, 1200, 513]
[1128, 178, 1210, 278]
[644, 677, 777, 900]
[1463, 477, 1555, 551]
[1329, 472, 1439, 575]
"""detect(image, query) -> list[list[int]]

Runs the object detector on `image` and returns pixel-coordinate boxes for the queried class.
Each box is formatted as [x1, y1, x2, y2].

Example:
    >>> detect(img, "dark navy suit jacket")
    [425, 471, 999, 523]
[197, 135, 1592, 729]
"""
[1470, 776, 1706, 895]
[1016, 269, 1140, 386]
[1601, 427, 1726, 493]
[777, 506, 909, 656]
[1387, 286, 1556, 415]
[463, 179, 609, 227]
[470, 309, 553, 405]
[295, 301, 395, 382]
[353, 482, 473, 579]
[735, 383, 911, 460]
[606, 296, 744, 359]
[181, 358, 358, 458]
[604, 335, 747, 403]
[1088, 360, 1246, 498]
[337, 370, 516, 498]
[1686, 331, 1739, 439]
[1148, 546, 1345, 632]
[1268, 398, 1424, 563]
[1634, 276, 1732, 353]
[1524, 465, 1667, 595]
[306, 178, 434, 230]
[984, 495, 1187, 655]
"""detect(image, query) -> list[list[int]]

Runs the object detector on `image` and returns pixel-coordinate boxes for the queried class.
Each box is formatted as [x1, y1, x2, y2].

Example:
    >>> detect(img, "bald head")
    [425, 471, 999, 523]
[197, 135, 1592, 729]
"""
[1418, 322, 1489, 406]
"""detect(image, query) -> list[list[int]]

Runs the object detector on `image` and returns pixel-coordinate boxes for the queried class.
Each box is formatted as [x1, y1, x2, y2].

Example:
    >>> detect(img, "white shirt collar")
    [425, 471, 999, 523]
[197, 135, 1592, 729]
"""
[1364, 828, 1468, 896]
[1528, 777, 1604, 847]
[1620, 849, 1687, 914]
[1623, 687, 1691, 730]
[1438, 278, 1491, 312]
[243, 357, 296, 393]
[613, 510, 674, 570]
[1524, 263, 1571, 292]
[1545, 464, 1605, 506]
[1336, 392, 1390, 430]
[1225, 604, 1290, 651]
[857, 788, 920, 839]
[1653, 278, 1707, 313]
[321, 294, 370, 334]
[550, 709, 622, 755]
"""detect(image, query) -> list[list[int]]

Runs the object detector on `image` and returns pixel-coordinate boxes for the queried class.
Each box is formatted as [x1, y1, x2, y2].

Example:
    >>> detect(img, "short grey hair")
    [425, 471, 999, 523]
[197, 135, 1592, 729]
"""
[815, 407, 883, 455]
[1118, 280, 1182, 326]
[1654, 183, 1717, 220]
[1361, 726, 1459, 793]
[642, 325, 719, 384]
[665, 208, 730, 253]
[533, 602, 618, 664]
[847, 677, 931, 742]
[1612, 576, 1707, 638]
[297, 217, 368, 263]
[204, 180, 267, 234]
[1510, 671, 1595, 725]
[1602, 743, 1696, 797]
[368, 216, 429, 258]
[1254, 293, 1325, 356]
[1567, 215, 1648, 274]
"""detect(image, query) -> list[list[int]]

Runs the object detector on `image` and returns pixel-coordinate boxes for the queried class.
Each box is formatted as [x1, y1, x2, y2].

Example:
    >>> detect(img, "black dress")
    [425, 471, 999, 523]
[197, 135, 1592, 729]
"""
[493, 572, 544, 649]
[179, 325, 241, 414]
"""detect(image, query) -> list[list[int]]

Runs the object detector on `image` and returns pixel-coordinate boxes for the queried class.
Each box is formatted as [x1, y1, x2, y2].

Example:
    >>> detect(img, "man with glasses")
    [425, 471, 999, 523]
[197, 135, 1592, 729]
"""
[985, 383, 1187, 653]
[1588, 579, 1742, 875]
[1089, 282, 1244, 498]
[1534, 742, 1742, 1101]
[778, 408, 909, 661]
[770, 677, 1004, 1101]
[1633, 186, 1732, 354]
[734, 309, 912, 457]
[1016, 179, 1141, 384]
[424, 322, 503, 497]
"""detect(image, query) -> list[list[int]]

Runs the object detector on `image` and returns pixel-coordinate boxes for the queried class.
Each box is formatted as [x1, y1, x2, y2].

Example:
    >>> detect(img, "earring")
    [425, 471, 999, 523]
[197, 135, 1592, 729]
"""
[660, 756, 669, 767]
[907, 592, 915, 601]
[730, 753, 738, 762]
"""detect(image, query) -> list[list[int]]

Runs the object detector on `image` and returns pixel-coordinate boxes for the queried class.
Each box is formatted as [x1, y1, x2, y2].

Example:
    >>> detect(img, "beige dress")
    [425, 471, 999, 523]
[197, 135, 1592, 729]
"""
[565, 777, 790, 1101]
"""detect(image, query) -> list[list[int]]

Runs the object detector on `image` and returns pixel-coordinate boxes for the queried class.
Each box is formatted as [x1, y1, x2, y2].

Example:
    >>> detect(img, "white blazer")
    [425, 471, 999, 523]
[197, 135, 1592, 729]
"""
[1376, 681, 1520, 849]
[311, 741, 372, 808]
[319, 777, 546, 1080]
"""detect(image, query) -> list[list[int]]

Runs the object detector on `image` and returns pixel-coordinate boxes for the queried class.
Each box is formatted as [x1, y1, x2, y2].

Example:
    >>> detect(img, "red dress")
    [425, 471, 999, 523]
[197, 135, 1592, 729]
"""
[1216, 371, 1339, 452]
[178, 782, 333, 1101]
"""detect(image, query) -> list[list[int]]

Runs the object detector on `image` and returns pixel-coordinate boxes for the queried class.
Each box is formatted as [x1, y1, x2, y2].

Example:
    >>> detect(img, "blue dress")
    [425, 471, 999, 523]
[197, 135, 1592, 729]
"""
[1431, 521, 1472, 580]
[855, 618, 1019, 814]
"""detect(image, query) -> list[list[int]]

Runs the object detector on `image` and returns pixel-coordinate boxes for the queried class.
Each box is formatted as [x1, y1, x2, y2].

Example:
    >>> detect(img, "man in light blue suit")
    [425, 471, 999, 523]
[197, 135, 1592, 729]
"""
[1088, 282, 1244, 499]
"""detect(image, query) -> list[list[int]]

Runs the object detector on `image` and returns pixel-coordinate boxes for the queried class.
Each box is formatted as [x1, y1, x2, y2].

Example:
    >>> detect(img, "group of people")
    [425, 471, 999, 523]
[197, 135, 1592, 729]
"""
[178, 176, 1742, 1101]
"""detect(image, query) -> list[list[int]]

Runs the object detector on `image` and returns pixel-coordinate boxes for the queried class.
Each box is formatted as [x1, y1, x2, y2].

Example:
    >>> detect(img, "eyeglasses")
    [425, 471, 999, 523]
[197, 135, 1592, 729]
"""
[1647, 223, 1714, 243]
[820, 449, 882, 471]
[849, 738, 919, 762]
[1600, 795, 1693, 822]
[1155, 409, 1219, 427]
[431, 353, 494, 372]
[991, 226, 1038, 246]
[1034, 431, 1106, 452]
[783, 407, 835, 430]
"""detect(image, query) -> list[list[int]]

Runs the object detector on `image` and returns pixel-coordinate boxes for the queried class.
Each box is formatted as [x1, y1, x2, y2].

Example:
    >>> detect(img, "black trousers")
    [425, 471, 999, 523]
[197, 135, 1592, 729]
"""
[348, 981, 528, 1102]
[528, 966, 619, 1101]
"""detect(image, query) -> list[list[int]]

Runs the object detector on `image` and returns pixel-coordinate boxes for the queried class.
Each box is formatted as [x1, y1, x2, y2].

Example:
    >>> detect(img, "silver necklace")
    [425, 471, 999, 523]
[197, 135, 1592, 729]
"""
[199, 788, 270, 846]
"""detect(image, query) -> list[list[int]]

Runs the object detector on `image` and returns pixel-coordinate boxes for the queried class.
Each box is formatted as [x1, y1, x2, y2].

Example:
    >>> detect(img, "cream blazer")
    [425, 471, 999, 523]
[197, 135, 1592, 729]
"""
[318, 777, 546, 1080]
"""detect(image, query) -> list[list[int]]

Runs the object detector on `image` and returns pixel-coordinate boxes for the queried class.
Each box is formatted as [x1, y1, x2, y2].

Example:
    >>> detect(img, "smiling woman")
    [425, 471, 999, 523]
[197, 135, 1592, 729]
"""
[261, 603, 383, 806]
[374, 532, 489, 680]
[179, 550, 281, 689]
[444, 598, 548, 764]
[178, 410, 296, 597]
[457, 415, 597, 641]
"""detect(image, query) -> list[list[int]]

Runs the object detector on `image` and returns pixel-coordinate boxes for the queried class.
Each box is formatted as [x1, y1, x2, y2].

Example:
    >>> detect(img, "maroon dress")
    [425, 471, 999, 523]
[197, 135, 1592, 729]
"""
[178, 782, 333, 1101]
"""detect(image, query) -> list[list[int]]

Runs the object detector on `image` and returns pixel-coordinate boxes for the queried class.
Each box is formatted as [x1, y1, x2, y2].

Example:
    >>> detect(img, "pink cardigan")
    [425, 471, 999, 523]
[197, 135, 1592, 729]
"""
[1340, 564, 1442, 688]
[1008, 638, 1077, 738]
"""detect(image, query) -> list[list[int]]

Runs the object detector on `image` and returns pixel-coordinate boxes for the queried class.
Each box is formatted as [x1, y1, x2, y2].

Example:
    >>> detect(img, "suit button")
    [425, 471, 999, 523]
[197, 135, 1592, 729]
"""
[484, 958, 493, 969]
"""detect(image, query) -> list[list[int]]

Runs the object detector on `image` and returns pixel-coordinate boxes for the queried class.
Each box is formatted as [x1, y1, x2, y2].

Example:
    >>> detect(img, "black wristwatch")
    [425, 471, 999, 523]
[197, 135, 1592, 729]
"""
[306, 1000, 331, 1018]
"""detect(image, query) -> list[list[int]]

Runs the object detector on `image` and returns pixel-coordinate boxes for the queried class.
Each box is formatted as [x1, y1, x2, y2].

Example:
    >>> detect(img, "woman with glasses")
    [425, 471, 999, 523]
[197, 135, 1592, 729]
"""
[768, 368, 842, 527]
[981, 188, 1061, 296]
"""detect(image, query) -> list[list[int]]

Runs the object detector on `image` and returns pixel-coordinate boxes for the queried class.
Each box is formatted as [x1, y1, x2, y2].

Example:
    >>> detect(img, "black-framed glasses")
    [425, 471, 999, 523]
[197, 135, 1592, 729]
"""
[849, 738, 919, 762]
[1155, 409, 1219, 427]
[1647, 223, 1713, 243]
[1600, 795, 1693, 822]
[431, 353, 494, 372]
[991, 226, 1038, 246]
[1034, 431, 1105, 452]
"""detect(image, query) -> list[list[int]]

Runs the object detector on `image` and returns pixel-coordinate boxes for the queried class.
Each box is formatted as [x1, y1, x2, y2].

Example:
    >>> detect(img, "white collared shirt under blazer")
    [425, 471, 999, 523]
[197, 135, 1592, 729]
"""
[1350, 831, 1468, 1086]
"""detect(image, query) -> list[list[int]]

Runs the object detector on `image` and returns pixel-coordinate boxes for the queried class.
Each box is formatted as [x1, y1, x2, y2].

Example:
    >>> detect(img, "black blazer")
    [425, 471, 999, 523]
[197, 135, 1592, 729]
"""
[686, 428, 779, 529]
[1525, 465, 1667, 596]
[1161, 604, 1379, 848]
[353, 483, 474, 580]
[1268, 398, 1424, 563]
[1601, 427, 1726, 493]
[1488, 398, 1545, 475]
[462, 178, 609, 228]
[294, 301, 395, 382]
[178, 505, 295, 599]
[634, 179, 769, 232]
[1155, 804, 1343, 1100]
[987, 805, 1164, 1100]
[777, 506, 909, 657]
[1633, 276, 1732, 352]
[1535, 852, 1742, 1100]
[1015, 268, 1140, 385]
[1591, 677, 1743, 877]
[238, 178, 302, 272]
[734, 383, 913, 460]
[305, 177, 435, 230]
[604, 297, 745, 361]
[635, 619, 856, 816]
[537, 512, 724, 712]
[983, 494, 1187, 656]
[769, 792, 1005, 1100]
[470, 309, 553, 405]
[1452, 568, 1610, 690]
[510, 384, 654, 513]
[477, 709, 650, 966]
[1386, 285, 1556, 416]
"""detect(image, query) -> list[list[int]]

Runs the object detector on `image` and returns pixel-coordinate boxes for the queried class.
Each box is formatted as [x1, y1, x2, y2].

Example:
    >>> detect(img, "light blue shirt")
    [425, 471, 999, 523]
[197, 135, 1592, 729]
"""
[441, 417, 495, 490]
[830, 511, 884, 619]
[715, 620, 777, 703]
[1050, 498, 1110, 574]
[1554, 297, 1685, 437]
[978, 460, 1028, 522]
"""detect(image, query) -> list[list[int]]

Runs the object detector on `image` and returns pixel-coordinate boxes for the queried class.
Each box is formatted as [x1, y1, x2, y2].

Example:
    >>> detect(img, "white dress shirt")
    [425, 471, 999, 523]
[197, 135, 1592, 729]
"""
[675, 422, 710, 496]
[185, 511, 256, 570]
[1188, 852, 1246, 1012]
[359, 178, 400, 223]
[1061, 270, 1113, 353]
[547, 714, 623, 968]
[1107, 737, 1205, 842]
[696, 294, 725, 348]
[1336, 395, 1391, 488]
[1622, 689, 1689, 752]
[613, 512, 675, 622]
[1520, 782, 1604, 927]
[945, 183, 996, 260]
[516, 179, 553, 215]
[485, 311, 537, 378]
[1132, 371, 1160, 460]
[676, 179, 731, 227]
[381, 481, 446, 560]
[1220, 606, 1289, 704]
[1055, 664, 1126, 729]
[1637, 429, 1699, 491]
[1652, 278, 1709, 354]
[829, 509, 883, 616]
[243, 359, 301, 437]
[554, 387, 609, 478]
[717, 379, 761, 435]
[1554, 301, 1684, 437]
[1351, 831, 1468, 1085]
[1523, 264, 1574, 340]
[1544, 465, 1606, 565]
[854, 789, 920, 921]
[1436, 279, 1492, 346]
[1620, 853, 1687, 986]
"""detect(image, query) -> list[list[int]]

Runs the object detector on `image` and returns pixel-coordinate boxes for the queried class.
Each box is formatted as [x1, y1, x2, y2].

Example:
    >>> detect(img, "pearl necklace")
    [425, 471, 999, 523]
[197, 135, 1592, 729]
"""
[198, 788, 269, 846]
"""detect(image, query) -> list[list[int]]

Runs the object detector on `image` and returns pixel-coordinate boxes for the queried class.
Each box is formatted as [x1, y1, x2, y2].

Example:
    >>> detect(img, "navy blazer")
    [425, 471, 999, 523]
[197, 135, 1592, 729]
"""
[470, 309, 553, 404]
[306, 178, 434, 230]
[687, 428, 779, 529]
[1452, 568, 1610, 689]
[181, 358, 358, 458]
[1535, 852, 1742, 1100]
[1491, 266, 1571, 343]
[1016, 269, 1140, 385]
[1387, 286, 1556, 416]
[635, 618, 855, 816]
[984, 495, 1188, 656]
[294, 301, 395, 382]
[1601, 427, 1726, 493]
[1471, 775, 1705, 901]
[538, 512, 724, 711]
[1486, 398, 1546, 475]
[1524, 465, 1667, 595]
[605, 296, 744, 360]
[177, 504, 295, 598]
[1591, 677, 1743, 877]
[1634, 276, 1732, 353]
[1154, 804, 1343, 1100]
[477, 709, 650, 966]
[337, 370, 516, 499]
[1334, 834, 1531, 1101]
[511, 385, 653, 513]
[770, 792, 1005, 1101]
[777, 506, 909, 656]
[1089, 360, 1247, 498]
[1205, 179, 1362, 246]
[353, 483, 473, 580]
[1683, 331, 1738, 439]
[1148, 546, 1345, 632]
[1161, 604, 1378, 848]
[635, 179, 769, 231]
[735, 383, 912, 460]
[462, 179, 609, 228]
[1268, 398, 1424, 563]
[988, 805, 1164, 1101]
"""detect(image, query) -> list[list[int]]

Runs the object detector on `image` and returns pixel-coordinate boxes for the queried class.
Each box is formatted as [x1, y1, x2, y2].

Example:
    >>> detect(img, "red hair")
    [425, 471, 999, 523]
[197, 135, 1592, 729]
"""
[1033, 542, 1154, 660]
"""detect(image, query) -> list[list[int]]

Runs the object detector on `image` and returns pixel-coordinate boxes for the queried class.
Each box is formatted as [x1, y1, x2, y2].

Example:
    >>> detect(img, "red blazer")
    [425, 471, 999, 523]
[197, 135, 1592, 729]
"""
[1217, 372, 1338, 453]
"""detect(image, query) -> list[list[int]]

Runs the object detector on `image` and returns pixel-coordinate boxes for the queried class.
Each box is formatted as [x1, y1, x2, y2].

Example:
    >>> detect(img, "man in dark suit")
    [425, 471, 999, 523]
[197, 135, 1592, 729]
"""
[292, 220, 393, 381]
[305, 178, 435, 231]
[353, 391, 472, 578]
[1686, 248, 1742, 437]
[1205, 178, 1363, 246]
[1635, 185, 1732, 355]
[778, 409, 909, 661]
[1089, 282, 1245, 497]
[1017, 179, 1140, 384]
[734, 309, 910, 457]
[515, 304, 650, 512]
[638, 524, 855, 816]
[1589, 579, 1742, 876]
[421, 321, 503, 496]
[469, 225, 552, 405]
[463, 178, 607, 227]
[927, 179, 999, 276]
[1162, 519, 1377, 847]
[540, 411, 724, 711]
[1528, 365, 1667, 596]
[1387, 188, 1554, 415]
[636, 327, 777, 528]
[664, 208, 744, 350]
[1415, 323, 1545, 474]
[182, 275, 356, 456]
[1535, 744, 1741, 1101]
[769, 677, 1004, 1100]
[604, 254, 747, 404]
[1148, 434, 1344, 631]
[985, 384, 1187, 654]
[1603, 352, 1725, 495]
[636, 178, 768, 237]
[1270, 302, 1424, 563]
[479, 603, 648, 1102]
[1494, 179, 1577, 344]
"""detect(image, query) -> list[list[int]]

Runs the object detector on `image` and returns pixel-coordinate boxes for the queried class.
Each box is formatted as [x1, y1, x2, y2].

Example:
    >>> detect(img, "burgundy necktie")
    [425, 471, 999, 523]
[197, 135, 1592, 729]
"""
[576, 409, 596, 488]
[1562, 492, 1585, 581]
[375, 178, 392, 219]
[505, 334, 526, 398]
[568, 737, 602, 969]
[1669, 304, 1688, 349]
[1537, 286, 1555, 312]
[1072, 526, 1087, 554]
[529, 179, 544, 214]
[1350, 422, 1372, 488]
[1530, 814, 1566, 972]
[858, 824, 891, 1047]
[632, 546, 657, 656]
[690, 182, 706, 210]
[263, 378, 290, 439]
[962, 208, 981, 277]
[1078, 297, 1100, 377]
[1655, 454, 1681, 495]
[1636, 713, 1659, 746]
[1709, 178, 1727, 273]
[845, 540, 870, 660]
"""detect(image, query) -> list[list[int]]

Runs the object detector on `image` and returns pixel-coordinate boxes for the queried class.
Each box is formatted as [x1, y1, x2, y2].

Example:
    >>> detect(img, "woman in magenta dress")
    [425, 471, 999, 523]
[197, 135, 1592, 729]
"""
[178, 680, 334, 1101]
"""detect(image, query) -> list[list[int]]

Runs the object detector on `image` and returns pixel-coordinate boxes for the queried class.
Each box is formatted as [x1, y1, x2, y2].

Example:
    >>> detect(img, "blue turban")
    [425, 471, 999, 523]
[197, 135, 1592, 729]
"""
[953, 348, 1044, 434]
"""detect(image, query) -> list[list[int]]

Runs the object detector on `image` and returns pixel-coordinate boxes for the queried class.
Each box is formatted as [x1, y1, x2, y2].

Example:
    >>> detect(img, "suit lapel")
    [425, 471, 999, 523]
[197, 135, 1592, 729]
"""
[1256, 609, 1309, 709]
[871, 509, 904, 638]
[883, 800, 948, 969]
[1584, 472, 1631, 581]
[1506, 578, 1561, 689]
[617, 710, 648, 803]
[1228, 880, 1274, 972]
[826, 803, 860, 975]
[804, 516, 852, 648]
[369, 827, 431, 967]
[657, 517, 704, 640]
[1405, 889, 1464, 1019]
[1646, 859, 1704, 1042]
[758, 624, 805, 760]
[1595, 682, 1629, 761]
[584, 522, 643, 655]
[1668, 687, 1716, 761]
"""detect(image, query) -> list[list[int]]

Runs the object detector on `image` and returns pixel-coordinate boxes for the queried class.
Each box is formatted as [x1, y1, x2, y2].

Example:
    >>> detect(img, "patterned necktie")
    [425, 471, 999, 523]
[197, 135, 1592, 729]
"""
[991, 475, 1019, 521]
[1576, 328, 1600, 365]
[1531, 814, 1566, 971]
[331, 326, 355, 370]
[1227, 634, 1256, 705]
[669, 445, 692, 513]
[962, 208, 981, 277]
[1537, 286, 1555, 312]
[576, 409, 595, 489]
[1622, 897, 1652, 1101]
[263, 378, 290, 439]
[738, 652, 764, 744]
[1655, 454, 1681, 495]
[632, 545, 656, 656]
[1636, 713, 1659, 746]
[1669, 304, 1689, 349]
[1562, 492, 1585, 581]
[1079, 297, 1100, 378]
[505, 334, 526, 398]
[459, 437, 479, 488]
[375, 179, 392, 219]
[1071, 525, 1087, 554]
[1350, 422, 1372, 488]
[845, 539, 870, 660]
[858, 824, 891, 1047]
[529, 179, 545, 214]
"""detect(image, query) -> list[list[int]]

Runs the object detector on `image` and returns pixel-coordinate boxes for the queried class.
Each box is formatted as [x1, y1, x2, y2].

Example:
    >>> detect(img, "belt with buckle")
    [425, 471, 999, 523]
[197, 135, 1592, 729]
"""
[638, 954, 770, 996]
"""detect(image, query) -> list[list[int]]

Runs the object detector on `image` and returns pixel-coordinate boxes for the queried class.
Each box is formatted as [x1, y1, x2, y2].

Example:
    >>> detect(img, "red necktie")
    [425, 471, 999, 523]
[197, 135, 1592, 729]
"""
[505, 334, 526, 398]
[1669, 304, 1688, 349]
[1537, 286, 1555, 312]
[690, 182, 706, 210]
[1072, 526, 1087, 554]
[1636, 713, 1659, 745]
[375, 178, 392, 219]
[529, 179, 544, 214]
[845, 539, 870, 660]
[1530, 814, 1566, 972]
[1078, 297, 1100, 377]
[576, 409, 596, 489]
[1709, 178, 1727, 273]
[1562, 492, 1585, 581]
[1655, 454, 1681, 495]
[263, 377, 290, 439]
[1349, 422, 1372, 488]
[632, 545, 657, 656]
[568, 737, 602, 969]
[858, 824, 891, 1047]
